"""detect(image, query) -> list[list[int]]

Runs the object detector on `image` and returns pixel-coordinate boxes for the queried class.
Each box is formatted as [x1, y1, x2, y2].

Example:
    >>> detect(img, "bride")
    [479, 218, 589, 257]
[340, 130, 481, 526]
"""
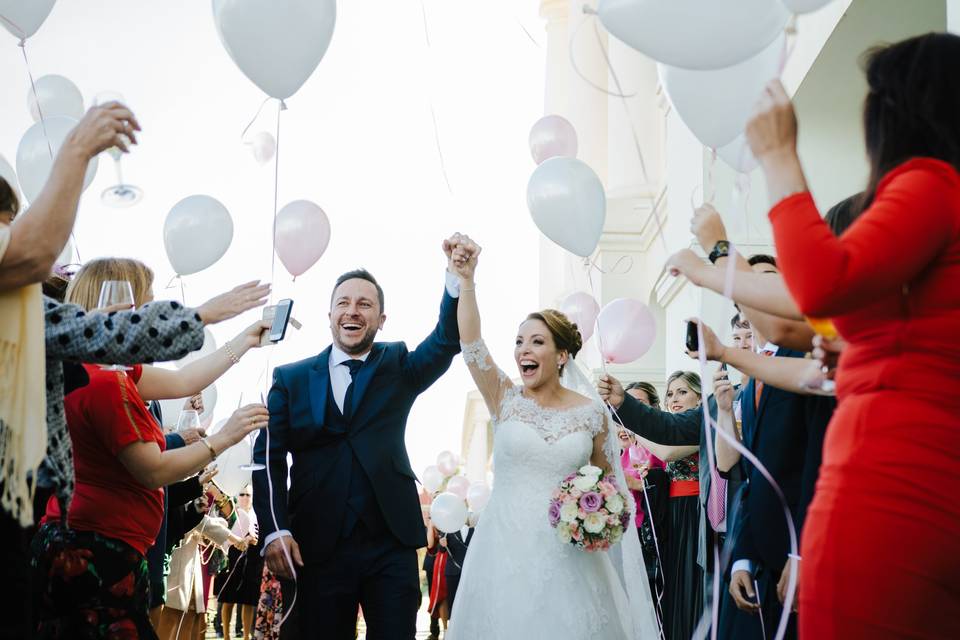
[443, 235, 659, 639]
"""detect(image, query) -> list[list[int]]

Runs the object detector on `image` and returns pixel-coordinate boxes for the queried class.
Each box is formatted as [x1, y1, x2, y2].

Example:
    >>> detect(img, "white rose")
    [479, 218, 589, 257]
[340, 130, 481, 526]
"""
[559, 501, 580, 524]
[573, 476, 597, 492]
[579, 465, 603, 480]
[556, 522, 572, 543]
[605, 494, 625, 515]
[610, 527, 623, 544]
[583, 512, 606, 534]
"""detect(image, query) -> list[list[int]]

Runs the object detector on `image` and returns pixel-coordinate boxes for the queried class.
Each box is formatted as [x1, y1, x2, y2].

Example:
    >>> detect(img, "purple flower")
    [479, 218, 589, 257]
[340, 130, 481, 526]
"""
[579, 492, 602, 513]
[548, 500, 562, 526]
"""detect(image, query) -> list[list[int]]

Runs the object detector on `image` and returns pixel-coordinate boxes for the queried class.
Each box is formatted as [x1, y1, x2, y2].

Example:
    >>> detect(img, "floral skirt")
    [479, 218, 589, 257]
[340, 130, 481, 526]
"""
[254, 566, 283, 640]
[31, 523, 157, 640]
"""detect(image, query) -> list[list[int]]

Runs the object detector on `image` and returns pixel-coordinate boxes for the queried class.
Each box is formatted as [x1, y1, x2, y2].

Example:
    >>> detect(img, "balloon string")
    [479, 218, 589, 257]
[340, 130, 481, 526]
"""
[270, 99, 285, 305]
[568, 12, 637, 99]
[584, 254, 634, 276]
[17, 40, 55, 161]
[240, 96, 274, 145]
[418, 0, 453, 194]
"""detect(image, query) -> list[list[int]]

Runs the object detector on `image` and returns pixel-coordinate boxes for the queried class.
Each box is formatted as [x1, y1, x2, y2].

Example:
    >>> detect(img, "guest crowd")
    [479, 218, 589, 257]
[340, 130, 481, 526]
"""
[0, 31, 958, 640]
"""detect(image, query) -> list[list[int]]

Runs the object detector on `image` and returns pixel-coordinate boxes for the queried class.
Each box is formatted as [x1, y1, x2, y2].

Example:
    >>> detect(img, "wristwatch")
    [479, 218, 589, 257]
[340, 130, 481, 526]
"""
[708, 240, 731, 264]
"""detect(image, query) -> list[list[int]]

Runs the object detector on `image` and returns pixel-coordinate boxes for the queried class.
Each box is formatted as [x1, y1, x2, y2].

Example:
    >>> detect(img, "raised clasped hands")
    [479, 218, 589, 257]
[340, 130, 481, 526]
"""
[443, 233, 481, 282]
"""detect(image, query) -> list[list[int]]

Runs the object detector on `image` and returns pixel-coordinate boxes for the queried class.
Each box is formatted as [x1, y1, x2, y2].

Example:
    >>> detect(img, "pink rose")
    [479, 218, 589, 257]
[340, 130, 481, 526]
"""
[599, 482, 617, 498]
[570, 487, 583, 499]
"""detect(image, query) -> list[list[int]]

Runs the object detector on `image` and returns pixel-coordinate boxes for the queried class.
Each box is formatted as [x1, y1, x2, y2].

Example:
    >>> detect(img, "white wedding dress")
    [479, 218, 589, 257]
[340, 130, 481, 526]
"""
[446, 340, 658, 640]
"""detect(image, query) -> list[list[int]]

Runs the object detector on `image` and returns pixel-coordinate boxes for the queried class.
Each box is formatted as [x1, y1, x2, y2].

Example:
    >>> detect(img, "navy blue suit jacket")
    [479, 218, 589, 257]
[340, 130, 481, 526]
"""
[730, 348, 829, 575]
[253, 288, 460, 564]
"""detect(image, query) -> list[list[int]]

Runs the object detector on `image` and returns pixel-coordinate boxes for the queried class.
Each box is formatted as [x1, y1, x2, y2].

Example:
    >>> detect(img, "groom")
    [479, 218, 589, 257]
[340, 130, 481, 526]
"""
[253, 237, 464, 639]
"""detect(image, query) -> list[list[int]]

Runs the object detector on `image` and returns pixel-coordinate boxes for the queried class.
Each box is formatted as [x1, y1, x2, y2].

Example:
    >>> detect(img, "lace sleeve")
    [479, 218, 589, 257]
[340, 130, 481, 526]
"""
[460, 339, 512, 420]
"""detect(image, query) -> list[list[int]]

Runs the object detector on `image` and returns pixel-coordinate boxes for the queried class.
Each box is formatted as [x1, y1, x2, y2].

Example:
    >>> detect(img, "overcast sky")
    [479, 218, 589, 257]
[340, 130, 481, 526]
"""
[0, 0, 547, 478]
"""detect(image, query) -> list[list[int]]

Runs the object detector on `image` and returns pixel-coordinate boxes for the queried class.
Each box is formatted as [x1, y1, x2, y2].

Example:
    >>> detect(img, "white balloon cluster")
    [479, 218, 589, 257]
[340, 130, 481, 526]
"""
[423, 450, 491, 534]
[596, 0, 837, 172]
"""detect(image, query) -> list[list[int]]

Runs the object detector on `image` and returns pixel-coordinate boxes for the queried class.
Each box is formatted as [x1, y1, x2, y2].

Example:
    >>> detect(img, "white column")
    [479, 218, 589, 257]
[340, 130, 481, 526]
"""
[538, 0, 610, 310]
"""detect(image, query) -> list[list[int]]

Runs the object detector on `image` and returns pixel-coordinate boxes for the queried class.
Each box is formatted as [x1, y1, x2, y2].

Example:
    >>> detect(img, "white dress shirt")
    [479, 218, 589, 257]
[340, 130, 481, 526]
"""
[263, 272, 461, 552]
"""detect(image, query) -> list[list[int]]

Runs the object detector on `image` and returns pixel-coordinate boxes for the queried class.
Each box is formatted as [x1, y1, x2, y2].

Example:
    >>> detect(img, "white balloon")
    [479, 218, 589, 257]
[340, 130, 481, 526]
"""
[660, 34, 784, 149]
[212, 432, 253, 496]
[436, 450, 460, 478]
[0, 0, 57, 40]
[716, 134, 759, 174]
[430, 492, 468, 534]
[422, 465, 444, 494]
[250, 131, 276, 165]
[781, 0, 834, 13]
[27, 75, 84, 122]
[527, 157, 606, 258]
[466, 483, 491, 512]
[598, 0, 789, 70]
[446, 475, 470, 501]
[174, 327, 218, 368]
[0, 154, 19, 201]
[212, 0, 337, 100]
[16, 116, 98, 203]
[163, 195, 234, 275]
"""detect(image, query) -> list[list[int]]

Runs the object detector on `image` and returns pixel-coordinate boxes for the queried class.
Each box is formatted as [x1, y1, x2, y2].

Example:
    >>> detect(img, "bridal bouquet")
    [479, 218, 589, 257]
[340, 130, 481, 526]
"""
[549, 465, 631, 552]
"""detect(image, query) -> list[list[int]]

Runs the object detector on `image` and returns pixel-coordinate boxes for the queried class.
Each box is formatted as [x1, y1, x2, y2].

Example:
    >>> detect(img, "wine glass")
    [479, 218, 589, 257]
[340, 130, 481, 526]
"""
[176, 409, 201, 433]
[97, 280, 134, 371]
[732, 399, 743, 441]
[94, 91, 143, 207]
[238, 393, 265, 472]
[802, 317, 839, 394]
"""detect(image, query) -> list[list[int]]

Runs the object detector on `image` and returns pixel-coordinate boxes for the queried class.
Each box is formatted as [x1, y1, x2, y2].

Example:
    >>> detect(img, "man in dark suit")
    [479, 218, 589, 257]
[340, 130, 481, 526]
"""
[253, 241, 463, 639]
[442, 517, 475, 616]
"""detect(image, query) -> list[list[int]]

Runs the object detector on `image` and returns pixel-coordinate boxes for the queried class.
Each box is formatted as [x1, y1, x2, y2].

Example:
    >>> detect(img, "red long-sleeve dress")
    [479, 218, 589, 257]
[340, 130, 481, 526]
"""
[768, 157, 960, 638]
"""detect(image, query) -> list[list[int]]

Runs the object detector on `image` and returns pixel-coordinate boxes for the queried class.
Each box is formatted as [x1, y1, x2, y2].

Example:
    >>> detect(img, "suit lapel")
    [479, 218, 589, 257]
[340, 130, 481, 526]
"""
[309, 347, 332, 427]
[348, 343, 386, 420]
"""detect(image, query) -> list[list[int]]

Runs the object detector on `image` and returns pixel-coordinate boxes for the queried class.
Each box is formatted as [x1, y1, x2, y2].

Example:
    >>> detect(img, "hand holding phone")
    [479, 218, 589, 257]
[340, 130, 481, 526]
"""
[260, 299, 294, 346]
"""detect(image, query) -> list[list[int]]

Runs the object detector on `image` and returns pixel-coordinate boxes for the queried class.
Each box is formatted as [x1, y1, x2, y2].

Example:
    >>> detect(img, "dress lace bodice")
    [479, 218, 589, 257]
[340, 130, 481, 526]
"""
[496, 386, 604, 444]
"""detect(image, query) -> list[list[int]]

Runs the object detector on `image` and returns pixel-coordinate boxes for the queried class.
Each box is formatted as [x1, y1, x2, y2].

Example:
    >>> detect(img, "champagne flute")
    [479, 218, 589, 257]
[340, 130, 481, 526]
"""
[97, 280, 135, 371]
[94, 91, 143, 207]
[732, 399, 743, 441]
[176, 409, 201, 433]
[238, 393, 266, 472]
[803, 317, 839, 394]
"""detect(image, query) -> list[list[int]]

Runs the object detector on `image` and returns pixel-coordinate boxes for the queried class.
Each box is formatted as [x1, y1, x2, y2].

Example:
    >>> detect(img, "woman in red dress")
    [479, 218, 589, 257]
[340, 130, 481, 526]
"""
[745, 33, 960, 638]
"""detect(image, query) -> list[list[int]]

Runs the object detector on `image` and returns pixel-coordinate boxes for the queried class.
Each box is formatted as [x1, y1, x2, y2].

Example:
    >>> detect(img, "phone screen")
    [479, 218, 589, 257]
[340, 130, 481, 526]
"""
[269, 299, 294, 342]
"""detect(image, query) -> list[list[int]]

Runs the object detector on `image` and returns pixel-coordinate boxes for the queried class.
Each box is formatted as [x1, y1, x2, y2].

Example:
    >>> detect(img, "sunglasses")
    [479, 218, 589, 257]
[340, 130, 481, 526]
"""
[238, 493, 251, 497]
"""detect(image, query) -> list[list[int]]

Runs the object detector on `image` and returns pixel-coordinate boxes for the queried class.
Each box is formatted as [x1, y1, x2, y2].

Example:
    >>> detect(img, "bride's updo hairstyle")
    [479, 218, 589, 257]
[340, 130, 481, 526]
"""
[525, 309, 583, 375]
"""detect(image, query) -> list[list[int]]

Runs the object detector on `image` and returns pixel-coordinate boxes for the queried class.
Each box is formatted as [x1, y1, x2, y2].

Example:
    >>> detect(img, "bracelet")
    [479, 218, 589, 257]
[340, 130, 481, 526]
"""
[223, 341, 240, 365]
[200, 437, 218, 461]
[788, 553, 802, 562]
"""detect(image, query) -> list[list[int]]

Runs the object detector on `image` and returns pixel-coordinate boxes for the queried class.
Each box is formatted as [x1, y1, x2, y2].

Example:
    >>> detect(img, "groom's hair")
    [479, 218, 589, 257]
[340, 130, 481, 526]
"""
[332, 268, 385, 312]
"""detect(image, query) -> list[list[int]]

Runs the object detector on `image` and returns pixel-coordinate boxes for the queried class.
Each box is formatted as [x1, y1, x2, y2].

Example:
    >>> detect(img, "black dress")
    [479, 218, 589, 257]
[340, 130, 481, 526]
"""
[214, 531, 264, 606]
[664, 453, 704, 640]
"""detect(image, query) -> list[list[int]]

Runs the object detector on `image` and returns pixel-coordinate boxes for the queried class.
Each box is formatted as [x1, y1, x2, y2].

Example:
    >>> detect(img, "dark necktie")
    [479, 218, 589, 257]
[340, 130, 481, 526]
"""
[341, 359, 363, 420]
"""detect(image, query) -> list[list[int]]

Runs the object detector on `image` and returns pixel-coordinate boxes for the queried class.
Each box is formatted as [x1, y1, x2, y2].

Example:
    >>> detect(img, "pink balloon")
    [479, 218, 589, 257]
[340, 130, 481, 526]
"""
[529, 115, 578, 165]
[274, 200, 331, 277]
[559, 291, 600, 343]
[595, 298, 656, 364]
[446, 475, 470, 501]
[436, 450, 459, 477]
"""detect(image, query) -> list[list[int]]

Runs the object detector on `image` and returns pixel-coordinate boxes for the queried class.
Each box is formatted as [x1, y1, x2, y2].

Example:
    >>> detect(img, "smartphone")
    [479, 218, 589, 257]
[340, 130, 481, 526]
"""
[685, 321, 699, 352]
[268, 298, 294, 343]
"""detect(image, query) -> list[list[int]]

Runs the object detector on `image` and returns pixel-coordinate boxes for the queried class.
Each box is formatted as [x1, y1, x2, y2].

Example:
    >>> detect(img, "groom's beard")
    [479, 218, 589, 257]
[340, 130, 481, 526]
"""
[334, 325, 379, 356]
